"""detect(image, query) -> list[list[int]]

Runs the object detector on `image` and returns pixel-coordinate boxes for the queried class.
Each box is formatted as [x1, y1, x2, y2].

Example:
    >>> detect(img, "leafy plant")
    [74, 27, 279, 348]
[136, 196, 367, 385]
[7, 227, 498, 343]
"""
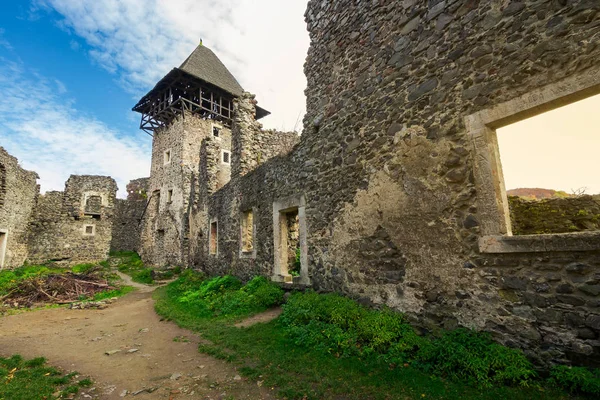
[281, 292, 423, 360]
[414, 329, 536, 388]
[549, 365, 600, 395]
[168, 273, 284, 320]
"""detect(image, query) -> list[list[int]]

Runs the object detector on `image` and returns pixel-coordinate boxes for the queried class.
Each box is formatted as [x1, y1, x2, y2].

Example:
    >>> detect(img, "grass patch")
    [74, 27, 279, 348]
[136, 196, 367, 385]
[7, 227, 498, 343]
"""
[111, 251, 155, 284]
[0, 355, 89, 400]
[91, 285, 136, 301]
[154, 273, 586, 400]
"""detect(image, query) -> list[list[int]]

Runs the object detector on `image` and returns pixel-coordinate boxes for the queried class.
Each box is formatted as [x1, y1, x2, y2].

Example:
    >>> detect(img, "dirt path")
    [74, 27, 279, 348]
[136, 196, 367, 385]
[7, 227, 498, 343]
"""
[0, 283, 275, 400]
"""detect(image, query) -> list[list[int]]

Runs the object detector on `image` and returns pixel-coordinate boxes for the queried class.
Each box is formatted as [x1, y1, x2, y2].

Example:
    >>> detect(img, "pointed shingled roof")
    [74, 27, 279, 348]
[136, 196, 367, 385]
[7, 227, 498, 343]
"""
[179, 44, 244, 97]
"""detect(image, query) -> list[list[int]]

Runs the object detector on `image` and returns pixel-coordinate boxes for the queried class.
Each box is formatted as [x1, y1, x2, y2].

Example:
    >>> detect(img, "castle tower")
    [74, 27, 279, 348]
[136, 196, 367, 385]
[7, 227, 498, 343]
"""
[133, 43, 269, 267]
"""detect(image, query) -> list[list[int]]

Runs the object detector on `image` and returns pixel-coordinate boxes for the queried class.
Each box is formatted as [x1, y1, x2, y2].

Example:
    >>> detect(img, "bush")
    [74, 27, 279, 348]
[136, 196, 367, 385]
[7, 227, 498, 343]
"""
[132, 268, 153, 284]
[171, 274, 283, 319]
[550, 365, 600, 395]
[280, 292, 423, 359]
[413, 329, 536, 388]
[280, 292, 536, 388]
[243, 276, 284, 308]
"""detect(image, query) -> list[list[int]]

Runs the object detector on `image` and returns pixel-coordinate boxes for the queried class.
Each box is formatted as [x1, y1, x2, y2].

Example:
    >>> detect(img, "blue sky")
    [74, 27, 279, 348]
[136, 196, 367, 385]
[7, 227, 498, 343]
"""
[0, 0, 310, 196]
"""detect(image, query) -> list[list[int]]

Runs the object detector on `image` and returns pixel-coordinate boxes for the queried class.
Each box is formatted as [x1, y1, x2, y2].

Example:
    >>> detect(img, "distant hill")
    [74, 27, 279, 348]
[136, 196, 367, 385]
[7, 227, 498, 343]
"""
[506, 188, 571, 200]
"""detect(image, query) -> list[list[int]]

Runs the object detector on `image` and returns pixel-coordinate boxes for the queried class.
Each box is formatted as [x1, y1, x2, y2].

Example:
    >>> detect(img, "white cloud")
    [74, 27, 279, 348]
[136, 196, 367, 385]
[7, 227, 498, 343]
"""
[0, 59, 151, 197]
[37, 0, 310, 131]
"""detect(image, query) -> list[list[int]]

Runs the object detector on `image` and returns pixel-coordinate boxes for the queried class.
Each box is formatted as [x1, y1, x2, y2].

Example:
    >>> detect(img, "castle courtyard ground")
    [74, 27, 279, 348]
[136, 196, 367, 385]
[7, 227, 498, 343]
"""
[0, 280, 274, 400]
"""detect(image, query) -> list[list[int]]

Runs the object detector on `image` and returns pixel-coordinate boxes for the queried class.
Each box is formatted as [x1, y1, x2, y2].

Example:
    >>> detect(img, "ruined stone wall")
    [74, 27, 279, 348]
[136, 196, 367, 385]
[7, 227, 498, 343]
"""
[111, 178, 149, 253]
[190, 0, 600, 368]
[254, 129, 299, 164]
[509, 195, 600, 235]
[231, 93, 300, 179]
[0, 147, 38, 268]
[27, 175, 117, 264]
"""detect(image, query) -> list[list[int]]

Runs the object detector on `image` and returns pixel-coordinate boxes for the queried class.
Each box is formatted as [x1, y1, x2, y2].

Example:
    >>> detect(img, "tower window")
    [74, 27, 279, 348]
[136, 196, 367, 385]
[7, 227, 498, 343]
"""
[83, 225, 95, 236]
[222, 150, 231, 165]
[213, 126, 220, 138]
[167, 189, 173, 204]
[164, 149, 172, 165]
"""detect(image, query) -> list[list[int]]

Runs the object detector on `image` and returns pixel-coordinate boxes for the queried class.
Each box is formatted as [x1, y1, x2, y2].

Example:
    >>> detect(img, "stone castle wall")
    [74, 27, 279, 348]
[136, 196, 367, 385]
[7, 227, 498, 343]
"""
[111, 177, 149, 253]
[0, 145, 120, 267]
[0, 147, 39, 269]
[27, 175, 118, 264]
[185, 0, 600, 368]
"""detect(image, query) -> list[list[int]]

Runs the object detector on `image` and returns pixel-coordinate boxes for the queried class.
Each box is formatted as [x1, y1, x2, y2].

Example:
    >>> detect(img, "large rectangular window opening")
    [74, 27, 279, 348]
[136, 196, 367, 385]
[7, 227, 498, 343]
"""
[240, 209, 255, 257]
[83, 194, 103, 218]
[496, 94, 600, 236]
[0, 230, 7, 269]
[209, 220, 218, 256]
[273, 195, 309, 285]
[466, 69, 600, 252]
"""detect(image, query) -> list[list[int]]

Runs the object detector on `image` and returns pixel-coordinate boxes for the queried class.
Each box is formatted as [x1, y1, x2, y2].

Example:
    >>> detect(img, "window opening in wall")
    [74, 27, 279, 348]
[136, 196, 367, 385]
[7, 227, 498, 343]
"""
[467, 70, 600, 246]
[278, 208, 301, 282]
[209, 220, 218, 255]
[83, 225, 95, 236]
[495, 94, 600, 236]
[0, 231, 7, 269]
[164, 149, 172, 165]
[222, 150, 230, 165]
[213, 126, 220, 138]
[167, 189, 173, 204]
[84, 195, 102, 218]
[240, 210, 254, 255]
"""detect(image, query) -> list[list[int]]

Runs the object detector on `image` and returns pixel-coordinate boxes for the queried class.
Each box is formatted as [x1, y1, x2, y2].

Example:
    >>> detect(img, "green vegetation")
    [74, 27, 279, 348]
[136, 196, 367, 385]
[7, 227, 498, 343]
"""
[550, 366, 600, 396]
[111, 251, 155, 284]
[0, 355, 89, 400]
[508, 195, 600, 235]
[155, 273, 588, 399]
[92, 285, 135, 301]
[280, 292, 535, 388]
[0, 265, 64, 298]
[290, 248, 301, 276]
[0, 261, 134, 312]
[166, 271, 283, 320]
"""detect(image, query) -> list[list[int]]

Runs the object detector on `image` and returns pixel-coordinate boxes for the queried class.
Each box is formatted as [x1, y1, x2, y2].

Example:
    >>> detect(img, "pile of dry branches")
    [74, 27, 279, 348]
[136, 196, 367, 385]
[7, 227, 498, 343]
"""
[0, 272, 114, 308]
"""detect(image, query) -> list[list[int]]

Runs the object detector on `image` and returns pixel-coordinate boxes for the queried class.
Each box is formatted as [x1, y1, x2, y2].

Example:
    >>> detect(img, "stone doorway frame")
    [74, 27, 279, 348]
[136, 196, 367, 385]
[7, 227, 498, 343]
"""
[272, 195, 309, 285]
[465, 68, 600, 253]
